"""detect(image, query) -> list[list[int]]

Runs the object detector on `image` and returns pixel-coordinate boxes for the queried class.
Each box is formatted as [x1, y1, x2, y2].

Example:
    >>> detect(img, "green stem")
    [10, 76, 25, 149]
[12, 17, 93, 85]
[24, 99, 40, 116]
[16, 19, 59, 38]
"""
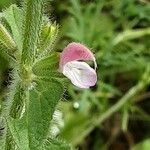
[94, 65, 150, 126]
[21, 0, 43, 65]
[113, 27, 150, 45]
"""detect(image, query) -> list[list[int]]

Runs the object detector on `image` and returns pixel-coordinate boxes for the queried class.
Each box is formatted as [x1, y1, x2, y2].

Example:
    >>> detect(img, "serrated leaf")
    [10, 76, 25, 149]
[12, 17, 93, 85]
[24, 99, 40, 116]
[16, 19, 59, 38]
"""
[3, 5, 23, 51]
[27, 78, 64, 149]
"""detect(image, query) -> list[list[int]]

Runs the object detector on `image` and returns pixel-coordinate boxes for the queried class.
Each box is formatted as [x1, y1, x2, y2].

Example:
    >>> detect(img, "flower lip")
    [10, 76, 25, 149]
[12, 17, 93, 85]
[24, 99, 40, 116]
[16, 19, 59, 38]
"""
[63, 60, 97, 88]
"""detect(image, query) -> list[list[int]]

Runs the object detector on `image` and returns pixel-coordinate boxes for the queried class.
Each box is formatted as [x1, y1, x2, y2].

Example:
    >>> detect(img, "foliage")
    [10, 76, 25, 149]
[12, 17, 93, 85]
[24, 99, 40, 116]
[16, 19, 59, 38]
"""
[0, 1, 72, 150]
[0, 0, 150, 150]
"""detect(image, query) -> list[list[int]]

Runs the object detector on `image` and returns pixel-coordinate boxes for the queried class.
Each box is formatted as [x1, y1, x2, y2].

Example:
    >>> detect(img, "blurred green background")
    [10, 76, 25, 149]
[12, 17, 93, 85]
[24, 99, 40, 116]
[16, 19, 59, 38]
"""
[0, 0, 150, 150]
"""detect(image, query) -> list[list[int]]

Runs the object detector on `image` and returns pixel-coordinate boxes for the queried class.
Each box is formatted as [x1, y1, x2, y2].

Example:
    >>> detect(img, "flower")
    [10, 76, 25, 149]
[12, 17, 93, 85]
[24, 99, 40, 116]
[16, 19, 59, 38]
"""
[59, 42, 97, 88]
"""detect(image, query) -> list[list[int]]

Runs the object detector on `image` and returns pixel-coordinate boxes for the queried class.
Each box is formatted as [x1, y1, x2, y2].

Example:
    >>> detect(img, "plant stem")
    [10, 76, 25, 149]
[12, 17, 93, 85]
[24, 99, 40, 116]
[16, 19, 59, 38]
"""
[77, 65, 150, 146]
[113, 27, 150, 45]
[94, 65, 150, 126]
[21, 0, 43, 65]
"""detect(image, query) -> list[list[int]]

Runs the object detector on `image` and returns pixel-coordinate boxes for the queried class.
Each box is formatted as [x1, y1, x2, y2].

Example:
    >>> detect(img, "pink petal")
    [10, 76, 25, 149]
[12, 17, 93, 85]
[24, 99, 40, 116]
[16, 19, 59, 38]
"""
[63, 61, 97, 88]
[60, 42, 96, 71]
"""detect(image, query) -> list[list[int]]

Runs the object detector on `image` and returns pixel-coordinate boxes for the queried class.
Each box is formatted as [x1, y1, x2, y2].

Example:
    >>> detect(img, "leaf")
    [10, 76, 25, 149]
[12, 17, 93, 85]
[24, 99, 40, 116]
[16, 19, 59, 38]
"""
[3, 5, 23, 51]
[33, 53, 64, 78]
[4, 128, 15, 150]
[38, 22, 59, 57]
[7, 79, 64, 150]
[44, 138, 73, 150]
[21, 0, 43, 65]
[0, 118, 16, 150]
[8, 117, 29, 150]
[10, 84, 24, 119]
[0, 23, 16, 50]
[27, 78, 64, 149]
[0, 118, 7, 150]
[0, 72, 23, 149]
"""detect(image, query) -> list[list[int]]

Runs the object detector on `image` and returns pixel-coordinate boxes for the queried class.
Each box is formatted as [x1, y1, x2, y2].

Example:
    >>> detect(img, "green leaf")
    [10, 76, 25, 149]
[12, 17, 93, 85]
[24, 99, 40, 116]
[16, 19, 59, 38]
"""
[21, 0, 43, 65]
[8, 117, 29, 150]
[0, 23, 16, 50]
[4, 5, 23, 51]
[33, 53, 63, 78]
[0, 71, 19, 121]
[10, 84, 24, 119]
[27, 78, 64, 149]
[44, 138, 73, 150]
[0, 71, 21, 149]
[8, 79, 64, 150]
[0, 118, 6, 150]
[0, 118, 16, 150]
[4, 129, 15, 150]
[38, 22, 59, 57]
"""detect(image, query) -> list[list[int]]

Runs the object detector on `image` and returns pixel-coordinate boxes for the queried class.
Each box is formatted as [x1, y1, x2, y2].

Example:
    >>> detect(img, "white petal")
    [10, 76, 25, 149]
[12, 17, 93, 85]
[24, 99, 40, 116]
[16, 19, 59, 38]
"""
[63, 61, 97, 88]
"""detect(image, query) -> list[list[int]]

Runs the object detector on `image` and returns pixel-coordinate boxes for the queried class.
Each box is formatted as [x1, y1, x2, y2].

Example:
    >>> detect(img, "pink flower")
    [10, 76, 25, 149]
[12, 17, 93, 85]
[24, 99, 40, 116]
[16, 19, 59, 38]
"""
[60, 42, 97, 88]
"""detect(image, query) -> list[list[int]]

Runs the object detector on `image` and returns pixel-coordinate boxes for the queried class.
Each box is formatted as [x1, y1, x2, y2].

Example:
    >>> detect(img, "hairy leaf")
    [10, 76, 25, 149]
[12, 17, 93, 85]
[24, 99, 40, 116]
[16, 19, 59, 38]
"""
[27, 78, 64, 149]
[8, 117, 29, 150]
[10, 84, 24, 119]
[33, 53, 63, 78]
[4, 5, 23, 51]
[0, 23, 16, 50]
[38, 22, 59, 57]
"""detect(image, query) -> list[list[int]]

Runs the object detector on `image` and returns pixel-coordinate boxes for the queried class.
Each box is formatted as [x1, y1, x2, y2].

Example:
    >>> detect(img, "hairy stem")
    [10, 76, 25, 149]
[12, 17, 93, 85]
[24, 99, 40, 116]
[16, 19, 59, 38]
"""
[21, 0, 43, 65]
